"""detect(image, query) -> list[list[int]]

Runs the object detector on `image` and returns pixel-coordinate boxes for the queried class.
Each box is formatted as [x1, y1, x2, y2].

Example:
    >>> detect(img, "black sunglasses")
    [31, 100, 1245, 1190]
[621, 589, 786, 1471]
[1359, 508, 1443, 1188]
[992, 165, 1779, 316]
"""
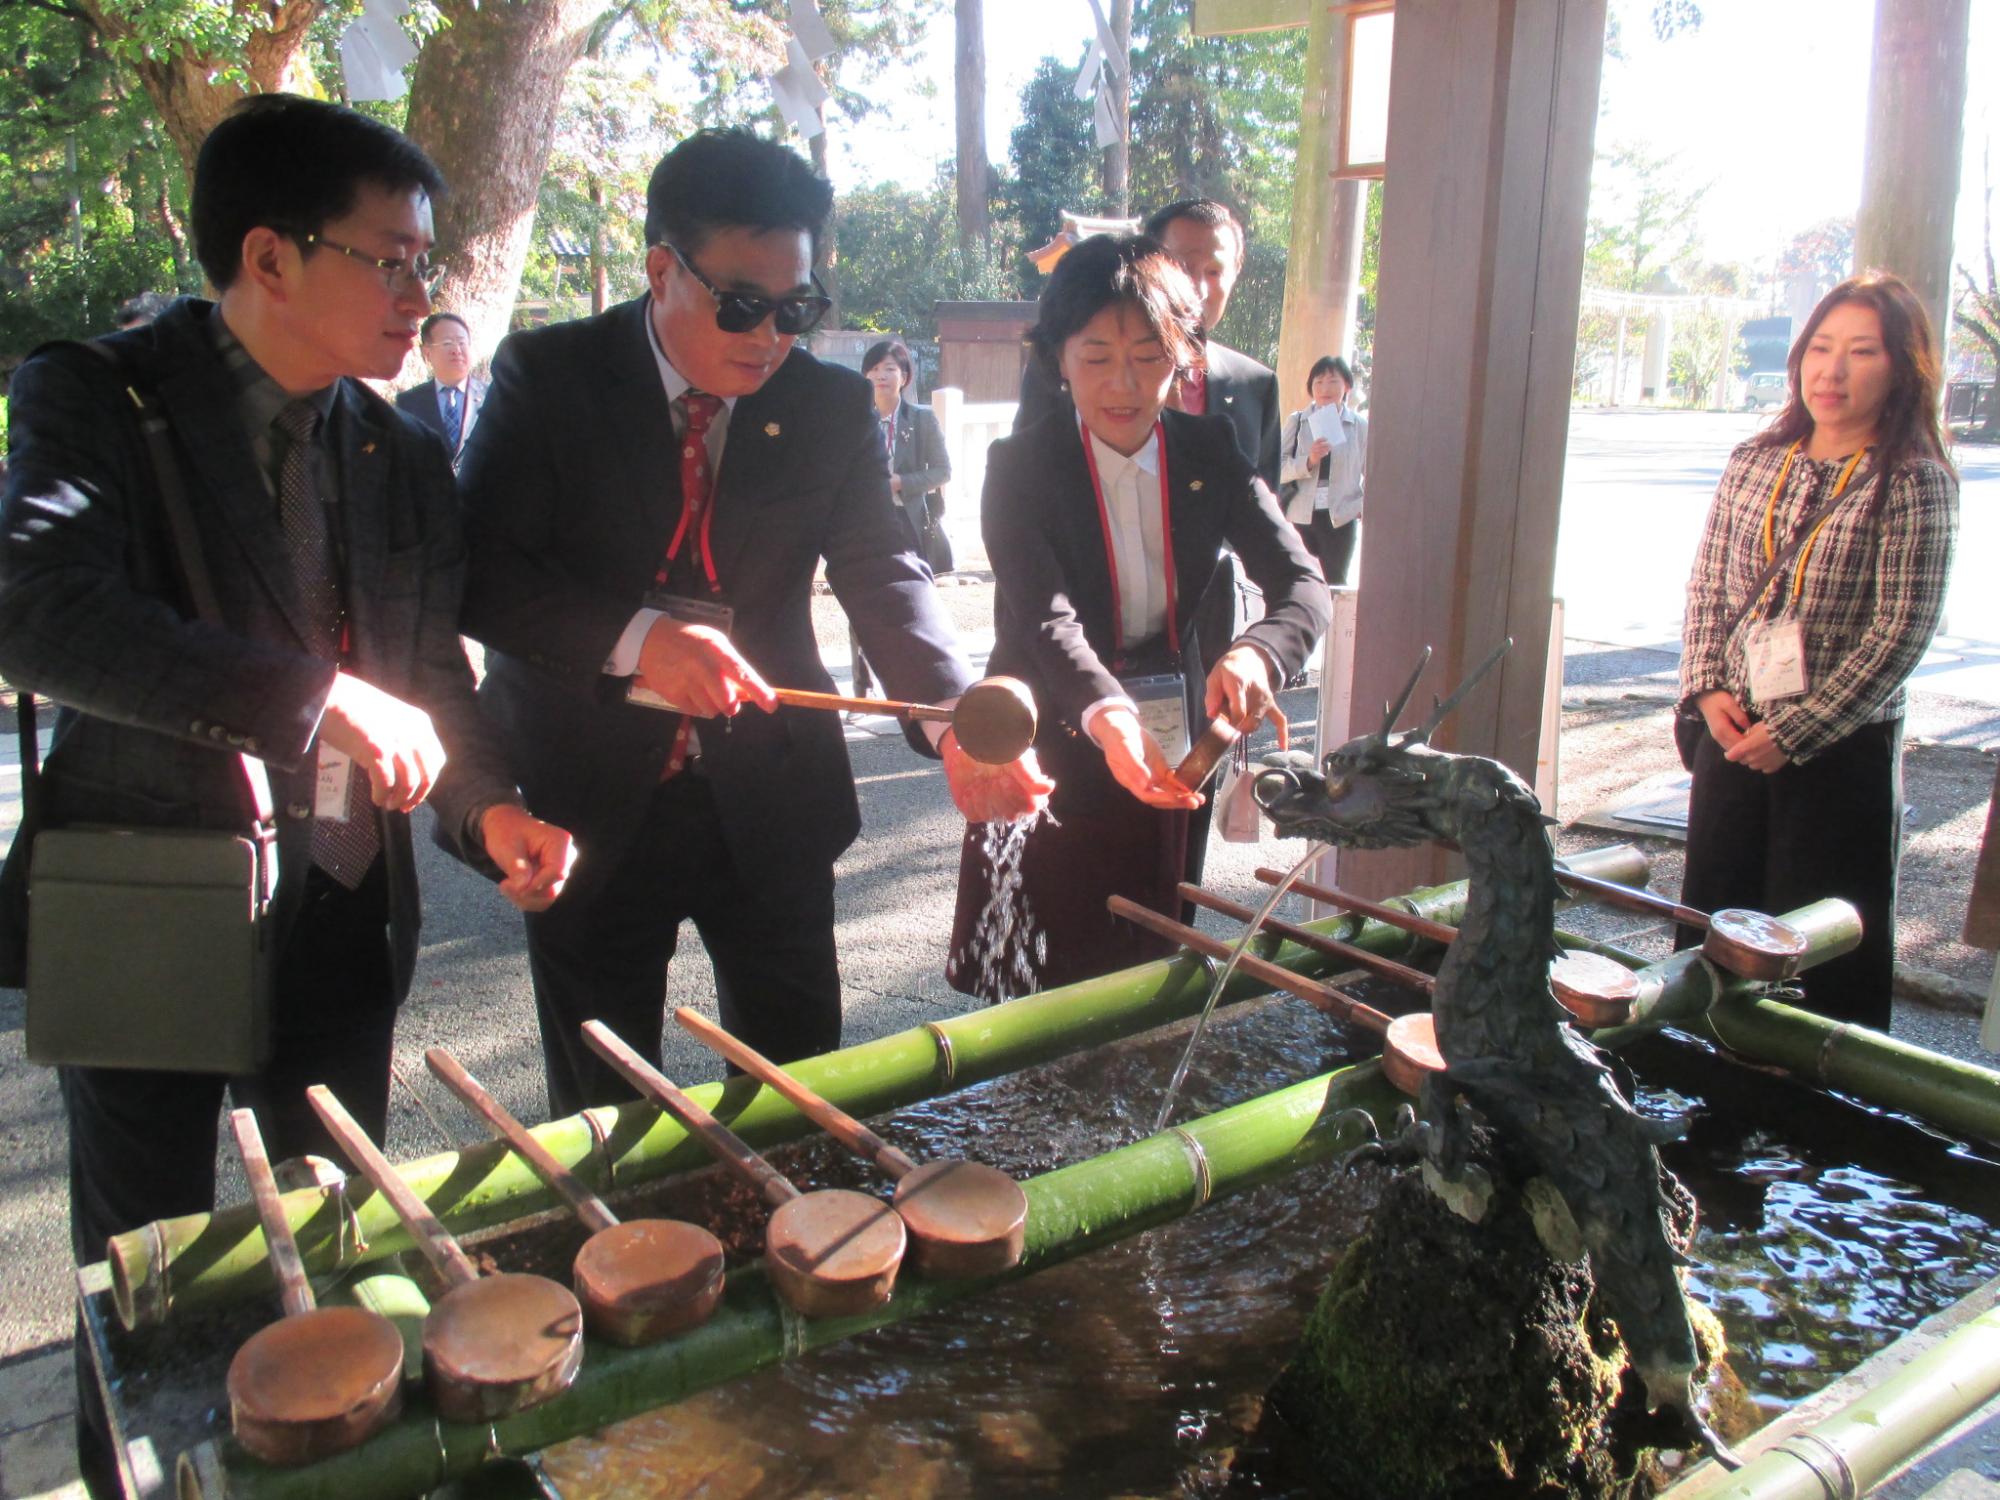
[664, 242, 832, 336]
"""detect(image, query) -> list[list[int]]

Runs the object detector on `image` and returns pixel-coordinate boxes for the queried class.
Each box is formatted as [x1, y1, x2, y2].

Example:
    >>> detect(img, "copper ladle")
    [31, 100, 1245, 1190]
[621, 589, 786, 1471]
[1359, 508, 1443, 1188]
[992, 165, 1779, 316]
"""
[424, 1048, 726, 1347]
[223, 1108, 405, 1465]
[675, 1008, 1028, 1278]
[580, 1022, 906, 1317]
[308, 1086, 584, 1424]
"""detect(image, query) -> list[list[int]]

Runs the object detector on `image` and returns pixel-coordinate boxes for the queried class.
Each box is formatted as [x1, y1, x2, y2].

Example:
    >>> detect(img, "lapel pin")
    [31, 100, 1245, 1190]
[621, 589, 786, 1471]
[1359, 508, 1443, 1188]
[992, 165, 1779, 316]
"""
[1189, 479, 1204, 492]
[765, 422, 782, 437]
[361, 441, 377, 454]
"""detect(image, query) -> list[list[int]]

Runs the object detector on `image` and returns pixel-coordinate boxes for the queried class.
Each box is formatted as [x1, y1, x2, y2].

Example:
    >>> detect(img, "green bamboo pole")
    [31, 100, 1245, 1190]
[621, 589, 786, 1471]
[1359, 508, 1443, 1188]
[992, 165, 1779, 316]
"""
[176, 1060, 1408, 1500]
[1658, 1297, 2000, 1500]
[111, 842, 1651, 1329]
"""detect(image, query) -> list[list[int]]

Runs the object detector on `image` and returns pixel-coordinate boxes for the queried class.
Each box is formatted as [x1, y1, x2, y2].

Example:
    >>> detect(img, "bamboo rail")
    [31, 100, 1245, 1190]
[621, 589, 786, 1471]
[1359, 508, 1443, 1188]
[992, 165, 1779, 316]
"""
[176, 1060, 1408, 1500]
[109, 846, 1650, 1328]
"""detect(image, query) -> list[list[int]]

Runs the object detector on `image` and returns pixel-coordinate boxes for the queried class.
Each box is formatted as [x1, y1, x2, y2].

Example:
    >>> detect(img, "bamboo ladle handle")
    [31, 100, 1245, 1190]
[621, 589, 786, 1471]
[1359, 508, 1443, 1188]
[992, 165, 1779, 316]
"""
[580, 1021, 801, 1210]
[772, 688, 954, 723]
[229, 1109, 316, 1321]
[424, 1049, 619, 1236]
[306, 1086, 480, 1289]
[674, 1008, 921, 1179]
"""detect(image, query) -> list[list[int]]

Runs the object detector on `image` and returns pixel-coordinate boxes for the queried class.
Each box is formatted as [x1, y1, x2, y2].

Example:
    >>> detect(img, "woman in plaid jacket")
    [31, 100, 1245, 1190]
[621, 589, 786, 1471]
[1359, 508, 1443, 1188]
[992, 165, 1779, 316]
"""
[1675, 272, 1958, 1028]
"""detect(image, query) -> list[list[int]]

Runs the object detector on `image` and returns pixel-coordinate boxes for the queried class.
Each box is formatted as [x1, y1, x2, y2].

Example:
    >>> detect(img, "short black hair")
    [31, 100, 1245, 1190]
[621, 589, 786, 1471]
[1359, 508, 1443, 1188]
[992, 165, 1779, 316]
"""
[1306, 355, 1354, 397]
[1027, 234, 1205, 382]
[1142, 199, 1247, 268]
[862, 338, 914, 386]
[114, 291, 175, 329]
[192, 94, 445, 290]
[421, 311, 470, 342]
[644, 129, 834, 258]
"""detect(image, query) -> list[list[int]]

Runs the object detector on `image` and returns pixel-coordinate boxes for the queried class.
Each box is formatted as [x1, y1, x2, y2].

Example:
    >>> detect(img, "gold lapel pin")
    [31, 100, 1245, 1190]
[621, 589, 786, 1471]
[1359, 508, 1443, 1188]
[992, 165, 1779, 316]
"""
[764, 422, 781, 437]
[1189, 479, 1204, 492]
[361, 441, 377, 455]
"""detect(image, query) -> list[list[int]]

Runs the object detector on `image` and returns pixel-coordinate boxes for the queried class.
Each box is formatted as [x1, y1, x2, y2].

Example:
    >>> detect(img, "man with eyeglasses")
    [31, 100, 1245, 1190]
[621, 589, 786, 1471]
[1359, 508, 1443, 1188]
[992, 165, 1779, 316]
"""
[0, 94, 575, 1494]
[459, 128, 1054, 1113]
[397, 310, 486, 467]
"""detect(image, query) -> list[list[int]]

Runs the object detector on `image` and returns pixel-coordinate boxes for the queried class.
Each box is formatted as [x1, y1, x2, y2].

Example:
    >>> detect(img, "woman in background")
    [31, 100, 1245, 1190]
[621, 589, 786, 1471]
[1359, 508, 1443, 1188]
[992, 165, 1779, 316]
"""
[852, 338, 952, 700]
[948, 235, 1329, 997]
[1676, 271, 1957, 1029]
[1277, 355, 1366, 587]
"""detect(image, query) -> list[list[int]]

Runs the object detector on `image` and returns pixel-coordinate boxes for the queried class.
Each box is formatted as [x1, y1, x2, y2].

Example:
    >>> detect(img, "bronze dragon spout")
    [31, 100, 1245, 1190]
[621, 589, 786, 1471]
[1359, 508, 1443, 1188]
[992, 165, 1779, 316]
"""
[1254, 643, 1738, 1468]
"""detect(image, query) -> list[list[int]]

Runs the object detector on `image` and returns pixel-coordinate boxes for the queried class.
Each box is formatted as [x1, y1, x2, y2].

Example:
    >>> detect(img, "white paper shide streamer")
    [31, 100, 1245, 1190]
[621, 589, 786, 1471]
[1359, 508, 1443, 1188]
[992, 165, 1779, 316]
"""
[1076, 0, 1128, 149]
[338, 0, 419, 103]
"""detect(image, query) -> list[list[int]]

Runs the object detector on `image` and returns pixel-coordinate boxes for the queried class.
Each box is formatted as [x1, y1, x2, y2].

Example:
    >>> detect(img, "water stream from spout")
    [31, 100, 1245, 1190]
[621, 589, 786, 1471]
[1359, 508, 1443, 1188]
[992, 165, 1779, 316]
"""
[1149, 840, 1328, 1135]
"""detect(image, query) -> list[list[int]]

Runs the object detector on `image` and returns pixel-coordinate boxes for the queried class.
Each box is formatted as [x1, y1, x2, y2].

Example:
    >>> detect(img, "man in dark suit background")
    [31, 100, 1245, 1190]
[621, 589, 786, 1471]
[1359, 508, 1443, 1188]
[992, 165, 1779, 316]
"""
[458, 128, 1052, 1116]
[395, 309, 485, 466]
[0, 95, 573, 1493]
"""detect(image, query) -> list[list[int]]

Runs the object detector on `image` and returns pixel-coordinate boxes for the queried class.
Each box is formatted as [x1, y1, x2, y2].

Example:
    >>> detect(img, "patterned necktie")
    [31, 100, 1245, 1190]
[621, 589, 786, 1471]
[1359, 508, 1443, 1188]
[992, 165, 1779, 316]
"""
[274, 400, 379, 887]
[662, 391, 724, 779]
[441, 386, 462, 453]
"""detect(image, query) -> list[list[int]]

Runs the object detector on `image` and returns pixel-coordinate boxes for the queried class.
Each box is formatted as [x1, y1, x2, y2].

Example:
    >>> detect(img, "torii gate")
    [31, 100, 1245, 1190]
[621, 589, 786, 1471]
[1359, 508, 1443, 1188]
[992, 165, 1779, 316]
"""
[1192, 0, 1609, 897]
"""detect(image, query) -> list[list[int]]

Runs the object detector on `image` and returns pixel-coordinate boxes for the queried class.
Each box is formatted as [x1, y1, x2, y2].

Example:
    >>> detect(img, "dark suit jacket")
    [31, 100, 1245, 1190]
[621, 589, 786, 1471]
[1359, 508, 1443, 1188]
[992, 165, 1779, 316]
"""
[1014, 338, 1282, 489]
[395, 377, 485, 463]
[0, 299, 517, 998]
[882, 397, 950, 544]
[457, 296, 972, 903]
[984, 408, 1328, 798]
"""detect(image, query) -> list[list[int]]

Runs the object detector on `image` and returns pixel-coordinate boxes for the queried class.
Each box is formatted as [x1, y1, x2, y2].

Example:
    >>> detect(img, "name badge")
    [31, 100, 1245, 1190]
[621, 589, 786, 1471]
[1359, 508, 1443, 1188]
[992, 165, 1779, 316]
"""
[1745, 619, 1808, 701]
[315, 743, 354, 820]
[627, 593, 738, 712]
[1122, 673, 1191, 767]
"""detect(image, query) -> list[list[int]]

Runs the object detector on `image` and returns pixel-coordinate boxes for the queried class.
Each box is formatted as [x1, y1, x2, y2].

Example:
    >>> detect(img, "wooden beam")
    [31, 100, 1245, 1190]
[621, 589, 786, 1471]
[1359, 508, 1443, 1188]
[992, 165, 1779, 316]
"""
[1275, 3, 1368, 394]
[1192, 0, 1310, 38]
[1340, 0, 1607, 898]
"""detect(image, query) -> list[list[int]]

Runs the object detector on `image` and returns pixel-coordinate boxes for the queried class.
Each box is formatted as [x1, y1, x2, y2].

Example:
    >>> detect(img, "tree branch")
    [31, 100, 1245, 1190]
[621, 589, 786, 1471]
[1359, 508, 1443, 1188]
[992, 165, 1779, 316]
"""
[0, 0, 92, 19]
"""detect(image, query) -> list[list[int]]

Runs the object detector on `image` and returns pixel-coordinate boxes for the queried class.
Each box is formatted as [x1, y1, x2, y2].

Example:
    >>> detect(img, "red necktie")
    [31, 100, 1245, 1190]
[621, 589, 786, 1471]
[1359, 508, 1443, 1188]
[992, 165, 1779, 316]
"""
[662, 392, 723, 779]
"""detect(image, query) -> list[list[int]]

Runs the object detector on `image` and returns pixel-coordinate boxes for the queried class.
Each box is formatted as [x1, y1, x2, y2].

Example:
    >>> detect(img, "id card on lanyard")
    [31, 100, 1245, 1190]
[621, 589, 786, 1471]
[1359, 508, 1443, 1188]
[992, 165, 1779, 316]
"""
[1084, 421, 1188, 742]
[1744, 442, 1864, 703]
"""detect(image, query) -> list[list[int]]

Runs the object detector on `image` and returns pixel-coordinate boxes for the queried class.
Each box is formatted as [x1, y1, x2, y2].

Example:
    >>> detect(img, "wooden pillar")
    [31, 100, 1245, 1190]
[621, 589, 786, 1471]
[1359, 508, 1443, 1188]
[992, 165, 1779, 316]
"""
[1855, 0, 1970, 343]
[1275, 3, 1368, 401]
[1341, 0, 1607, 897]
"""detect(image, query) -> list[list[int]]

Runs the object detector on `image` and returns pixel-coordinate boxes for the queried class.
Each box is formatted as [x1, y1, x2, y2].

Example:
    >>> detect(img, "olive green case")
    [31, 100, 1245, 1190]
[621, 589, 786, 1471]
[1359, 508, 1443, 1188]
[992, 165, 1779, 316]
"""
[25, 827, 273, 1074]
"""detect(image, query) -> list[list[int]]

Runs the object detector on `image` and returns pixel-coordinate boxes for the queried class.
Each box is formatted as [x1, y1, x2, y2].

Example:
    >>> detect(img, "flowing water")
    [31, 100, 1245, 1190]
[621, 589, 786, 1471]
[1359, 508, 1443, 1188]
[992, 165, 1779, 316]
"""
[532, 998, 2000, 1500]
[953, 812, 1054, 1004]
[1151, 840, 1327, 1135]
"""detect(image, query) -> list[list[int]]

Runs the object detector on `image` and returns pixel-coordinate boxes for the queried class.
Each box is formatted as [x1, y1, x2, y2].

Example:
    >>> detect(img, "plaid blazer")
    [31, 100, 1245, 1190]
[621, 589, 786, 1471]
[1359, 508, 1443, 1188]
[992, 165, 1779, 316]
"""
[1678, 438, 1958, 763]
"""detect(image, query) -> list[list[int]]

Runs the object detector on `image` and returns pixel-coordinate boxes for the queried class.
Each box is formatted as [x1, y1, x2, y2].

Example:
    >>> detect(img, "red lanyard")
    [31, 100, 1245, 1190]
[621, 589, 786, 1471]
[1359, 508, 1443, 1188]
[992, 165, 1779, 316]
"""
[1081, 421, 1178, 660]
[659, 503, 720, 593]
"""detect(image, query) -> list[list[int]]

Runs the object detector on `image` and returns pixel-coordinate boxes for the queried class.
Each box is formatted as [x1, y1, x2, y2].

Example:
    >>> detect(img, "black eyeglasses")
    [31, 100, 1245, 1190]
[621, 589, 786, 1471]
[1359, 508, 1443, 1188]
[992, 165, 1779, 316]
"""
[664, 242, 831, 336]
[302, 233, 446, 297]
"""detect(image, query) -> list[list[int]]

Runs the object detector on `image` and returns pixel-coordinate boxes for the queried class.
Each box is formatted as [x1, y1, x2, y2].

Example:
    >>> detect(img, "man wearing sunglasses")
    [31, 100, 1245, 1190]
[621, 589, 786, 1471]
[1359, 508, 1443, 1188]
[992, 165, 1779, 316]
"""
[458, 128, 1054, 1114]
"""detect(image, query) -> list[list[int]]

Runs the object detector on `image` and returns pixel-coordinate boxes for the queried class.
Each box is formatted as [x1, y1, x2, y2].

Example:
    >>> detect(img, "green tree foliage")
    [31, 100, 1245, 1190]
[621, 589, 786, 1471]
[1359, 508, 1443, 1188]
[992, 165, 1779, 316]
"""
[829, 174, 1011, 340]
[1583, 142, 1707, 293]
[0, 0, 203, 359]
[999, 55, 1101, 293]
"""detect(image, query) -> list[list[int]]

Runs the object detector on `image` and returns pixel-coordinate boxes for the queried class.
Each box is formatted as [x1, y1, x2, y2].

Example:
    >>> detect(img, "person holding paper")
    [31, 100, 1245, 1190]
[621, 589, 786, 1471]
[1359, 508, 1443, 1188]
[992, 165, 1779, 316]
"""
[1278, 355, 1367, 586]
[1674, 272, 1957, 1029]
[948, 235, 1328, 997]
[457, 129, 1050, 1113]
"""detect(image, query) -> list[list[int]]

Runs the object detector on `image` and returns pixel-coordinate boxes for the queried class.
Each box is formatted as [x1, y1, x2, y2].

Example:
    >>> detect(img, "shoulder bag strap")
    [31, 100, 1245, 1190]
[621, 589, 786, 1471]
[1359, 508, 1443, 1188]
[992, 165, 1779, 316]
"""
[69, 340, 279, 895]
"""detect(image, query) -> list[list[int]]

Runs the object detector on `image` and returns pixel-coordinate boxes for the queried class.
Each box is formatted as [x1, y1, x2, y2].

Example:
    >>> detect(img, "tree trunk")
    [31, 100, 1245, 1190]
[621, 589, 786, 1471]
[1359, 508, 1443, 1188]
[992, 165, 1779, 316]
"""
[810, 112, 841, 330]
[954, 0, 988, 254]
[588, 177, 608, 315]
[79, 0, 322, 177]
[1100, 0, 1131, 214]
[403, 0, 608, 374]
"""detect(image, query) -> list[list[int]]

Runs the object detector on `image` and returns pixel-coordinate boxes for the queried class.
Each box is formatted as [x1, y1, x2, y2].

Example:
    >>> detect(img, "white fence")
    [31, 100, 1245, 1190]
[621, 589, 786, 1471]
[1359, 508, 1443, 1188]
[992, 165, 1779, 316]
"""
[928, 387, 1017, 577]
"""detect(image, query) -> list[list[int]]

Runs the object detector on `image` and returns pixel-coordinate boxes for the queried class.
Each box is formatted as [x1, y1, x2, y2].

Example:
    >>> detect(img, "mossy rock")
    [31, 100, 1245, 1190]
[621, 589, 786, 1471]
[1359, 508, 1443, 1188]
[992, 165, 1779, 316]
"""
[1271, 1166, 1658, 1499]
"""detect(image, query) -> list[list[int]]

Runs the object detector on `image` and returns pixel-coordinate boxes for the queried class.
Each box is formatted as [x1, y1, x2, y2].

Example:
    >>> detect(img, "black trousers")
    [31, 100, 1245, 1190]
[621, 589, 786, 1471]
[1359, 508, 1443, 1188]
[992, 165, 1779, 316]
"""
[524, 772, 841, 1117]
[1676, 717, 1902, 1029]
[68, 861, 394, 1496]
[1302, 511, 1357, 587]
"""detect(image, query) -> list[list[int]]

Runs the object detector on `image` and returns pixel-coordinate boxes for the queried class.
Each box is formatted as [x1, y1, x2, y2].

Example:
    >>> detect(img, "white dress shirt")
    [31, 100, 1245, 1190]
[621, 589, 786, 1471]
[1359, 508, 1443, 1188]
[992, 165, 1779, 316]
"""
[1079, 420, 1172, 739]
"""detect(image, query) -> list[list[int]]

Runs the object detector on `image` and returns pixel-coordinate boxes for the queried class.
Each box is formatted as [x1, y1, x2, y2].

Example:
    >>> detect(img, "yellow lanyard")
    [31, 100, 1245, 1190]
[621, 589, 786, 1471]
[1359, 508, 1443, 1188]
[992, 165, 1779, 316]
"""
[1757, 440, 1866, 617]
